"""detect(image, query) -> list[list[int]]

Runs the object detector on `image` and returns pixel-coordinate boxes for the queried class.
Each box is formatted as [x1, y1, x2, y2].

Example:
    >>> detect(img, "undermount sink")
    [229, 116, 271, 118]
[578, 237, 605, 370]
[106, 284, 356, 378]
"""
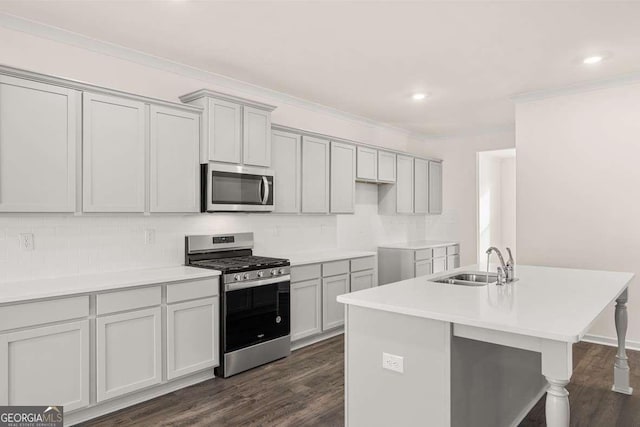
[432, 271, 498, 286]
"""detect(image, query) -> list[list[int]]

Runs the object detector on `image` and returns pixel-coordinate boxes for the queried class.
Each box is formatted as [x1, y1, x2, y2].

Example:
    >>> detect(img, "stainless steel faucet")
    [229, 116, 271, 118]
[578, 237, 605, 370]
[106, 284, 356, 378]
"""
[486, 247, 516, 284]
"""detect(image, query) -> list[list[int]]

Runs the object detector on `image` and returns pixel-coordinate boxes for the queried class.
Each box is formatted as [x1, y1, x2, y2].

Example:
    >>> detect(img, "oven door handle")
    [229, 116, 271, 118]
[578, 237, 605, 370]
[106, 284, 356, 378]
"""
[261, 176, 269, 205]
[225, 275, 290, 292]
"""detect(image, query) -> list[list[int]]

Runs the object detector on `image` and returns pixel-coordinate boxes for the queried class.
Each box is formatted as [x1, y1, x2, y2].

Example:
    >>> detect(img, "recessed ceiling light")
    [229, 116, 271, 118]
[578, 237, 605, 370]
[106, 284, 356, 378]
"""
[583, 55, 604, 65]
[412, 93, 427, 100]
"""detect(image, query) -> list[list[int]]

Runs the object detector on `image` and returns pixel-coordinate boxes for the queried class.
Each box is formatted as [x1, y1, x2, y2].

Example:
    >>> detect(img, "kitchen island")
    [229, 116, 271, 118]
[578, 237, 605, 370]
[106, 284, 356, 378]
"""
[337, 265, 634, 427]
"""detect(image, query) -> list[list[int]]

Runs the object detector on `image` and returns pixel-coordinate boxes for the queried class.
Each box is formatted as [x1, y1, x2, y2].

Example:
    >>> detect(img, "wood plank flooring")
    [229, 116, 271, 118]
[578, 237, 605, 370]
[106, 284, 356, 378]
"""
[81, 337, 640, 427]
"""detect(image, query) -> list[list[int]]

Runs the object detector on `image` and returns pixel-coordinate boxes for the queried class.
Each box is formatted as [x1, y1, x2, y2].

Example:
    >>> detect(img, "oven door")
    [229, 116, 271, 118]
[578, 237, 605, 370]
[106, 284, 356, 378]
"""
[224, 276, 290, 353]
[205, 163, 274, 212]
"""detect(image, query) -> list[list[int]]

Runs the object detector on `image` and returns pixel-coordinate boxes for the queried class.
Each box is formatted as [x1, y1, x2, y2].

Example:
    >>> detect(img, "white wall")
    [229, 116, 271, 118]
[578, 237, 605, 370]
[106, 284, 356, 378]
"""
[478, 154, 504, 262]
[516, 81, 640, 345]
[411, 132, 516, 266]
[0, 24, 434, 282]
[500, 156, 516, 256]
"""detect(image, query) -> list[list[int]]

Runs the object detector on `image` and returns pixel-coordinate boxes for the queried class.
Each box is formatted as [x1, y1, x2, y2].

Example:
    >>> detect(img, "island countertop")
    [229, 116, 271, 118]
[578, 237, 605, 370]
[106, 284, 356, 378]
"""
[337, 264, 634, 342]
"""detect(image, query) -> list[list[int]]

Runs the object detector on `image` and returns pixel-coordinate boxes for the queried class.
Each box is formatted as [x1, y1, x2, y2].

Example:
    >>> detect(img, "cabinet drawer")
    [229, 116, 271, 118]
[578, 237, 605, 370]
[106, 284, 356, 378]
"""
[96, 286, 161, 315]
[350, 256, 375, 272]
[415, 249, 433, 261]
[167, 278, 219, 304]
[447, 245, 460, 256]
[322, 260, 349, 277]
[0, 296, 89, 332]
[291, 264, 321, 283]
[433, 247, 447, 258]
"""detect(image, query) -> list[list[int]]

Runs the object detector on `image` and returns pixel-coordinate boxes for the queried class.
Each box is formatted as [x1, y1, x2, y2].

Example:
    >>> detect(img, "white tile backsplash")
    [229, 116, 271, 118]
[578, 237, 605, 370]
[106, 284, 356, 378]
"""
[0, 185, 434, 282]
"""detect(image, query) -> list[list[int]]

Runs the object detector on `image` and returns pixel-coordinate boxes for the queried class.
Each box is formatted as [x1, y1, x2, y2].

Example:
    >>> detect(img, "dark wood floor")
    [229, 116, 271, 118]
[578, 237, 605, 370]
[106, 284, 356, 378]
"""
[82, 337, 639, 427]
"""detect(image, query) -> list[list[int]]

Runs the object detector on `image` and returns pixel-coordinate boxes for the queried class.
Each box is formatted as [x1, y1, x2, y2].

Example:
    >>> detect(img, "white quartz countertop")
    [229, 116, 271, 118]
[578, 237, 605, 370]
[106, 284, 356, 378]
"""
[337, 264, 634, 342]
[378, 240, 459, 250]
[0, 266, 220, 305]
[272, 249, 377, 266]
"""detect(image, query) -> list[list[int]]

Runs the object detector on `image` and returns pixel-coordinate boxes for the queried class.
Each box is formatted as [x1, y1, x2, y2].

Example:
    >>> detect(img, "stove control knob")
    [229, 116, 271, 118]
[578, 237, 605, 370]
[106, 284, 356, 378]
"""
[257, 271, 264, 278]
[244, 273, 250, 280]
[279, 268, 286, 275]
[271, 269, 278, 276]
[234, 274, 241, 281]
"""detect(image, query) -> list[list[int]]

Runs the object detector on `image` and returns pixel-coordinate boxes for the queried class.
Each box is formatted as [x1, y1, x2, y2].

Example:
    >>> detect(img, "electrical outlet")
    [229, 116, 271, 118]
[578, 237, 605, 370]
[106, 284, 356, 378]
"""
[382, 352, 404, 373]
[144, 229, 156, 245]
[19, 233, 34, 251]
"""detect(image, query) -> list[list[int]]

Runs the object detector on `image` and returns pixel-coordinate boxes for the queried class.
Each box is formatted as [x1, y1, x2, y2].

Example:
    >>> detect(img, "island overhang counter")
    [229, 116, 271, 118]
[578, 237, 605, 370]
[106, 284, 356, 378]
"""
[337, 264, 634, 427]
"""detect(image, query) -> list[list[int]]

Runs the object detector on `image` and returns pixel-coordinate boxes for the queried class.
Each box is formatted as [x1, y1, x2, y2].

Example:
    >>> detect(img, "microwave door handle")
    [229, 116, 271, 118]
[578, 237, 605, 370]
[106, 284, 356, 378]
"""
[261, 176, 269, 205]
[258, 177, 264, 202]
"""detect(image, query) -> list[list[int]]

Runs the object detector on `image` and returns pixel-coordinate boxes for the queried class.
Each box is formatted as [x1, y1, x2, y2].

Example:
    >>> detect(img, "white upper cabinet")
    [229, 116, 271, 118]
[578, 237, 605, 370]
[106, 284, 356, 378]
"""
[243, 106, 271, 167]
[180, 90, 276, 166]
[331, 141, 356, 214]
[414, 158, 429, 214]
[429, 161, 443, 214]
[149, 105, 200, 213]
[396, 155, 415, 214]
[83, 92, 146, 212]
[377, 151, 397, 183]
[271, 130, 301, 213]
[301, 136, 330, 213]
[356, 146, 378, 182]
[0, 75, 80, 212]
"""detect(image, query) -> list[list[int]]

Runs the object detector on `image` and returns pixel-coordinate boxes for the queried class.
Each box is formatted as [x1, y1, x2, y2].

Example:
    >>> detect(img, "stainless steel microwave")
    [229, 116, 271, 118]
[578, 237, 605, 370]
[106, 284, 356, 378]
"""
[202, 163, 274, 212]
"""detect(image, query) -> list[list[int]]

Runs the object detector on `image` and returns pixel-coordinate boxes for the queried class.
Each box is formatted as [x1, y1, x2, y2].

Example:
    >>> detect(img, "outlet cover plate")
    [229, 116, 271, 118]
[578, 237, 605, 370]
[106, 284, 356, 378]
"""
[382, 352, 404, 373]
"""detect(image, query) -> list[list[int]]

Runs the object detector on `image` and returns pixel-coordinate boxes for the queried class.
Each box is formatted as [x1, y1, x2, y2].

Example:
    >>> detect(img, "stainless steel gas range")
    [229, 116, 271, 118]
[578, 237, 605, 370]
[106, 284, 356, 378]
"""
[185, 232, 290, 378]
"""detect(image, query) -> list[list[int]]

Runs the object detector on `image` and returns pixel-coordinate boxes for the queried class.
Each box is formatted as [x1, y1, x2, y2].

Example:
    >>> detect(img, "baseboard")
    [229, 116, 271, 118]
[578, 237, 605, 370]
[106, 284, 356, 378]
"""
[509, 384, 548, 427]
[291, 328, 344, 351]
[582, 334, 640, 352]
[65, 369, 215, 426]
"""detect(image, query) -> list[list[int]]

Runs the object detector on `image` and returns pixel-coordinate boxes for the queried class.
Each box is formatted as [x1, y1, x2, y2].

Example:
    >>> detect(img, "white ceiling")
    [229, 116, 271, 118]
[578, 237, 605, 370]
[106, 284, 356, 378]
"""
[1, 1, 640, 136]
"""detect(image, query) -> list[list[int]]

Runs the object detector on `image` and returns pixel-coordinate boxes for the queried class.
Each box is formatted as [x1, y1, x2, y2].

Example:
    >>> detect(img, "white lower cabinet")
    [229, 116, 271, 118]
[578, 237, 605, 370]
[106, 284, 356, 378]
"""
[350, 270, 376, 292]
[415, 259, 433, 277]
[166, 297, 219, 380]
[433, 257, 447, 274]
[322, 274, 350, 331]
[0, 320, 90, 411]
[291, 279, 322, 341]
[96, 307, 162, 402]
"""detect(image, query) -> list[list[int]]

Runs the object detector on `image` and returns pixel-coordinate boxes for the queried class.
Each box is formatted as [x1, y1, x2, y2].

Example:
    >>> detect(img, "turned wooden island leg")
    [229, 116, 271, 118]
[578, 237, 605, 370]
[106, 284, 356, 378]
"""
[612, 288, 633, 395]
[545, 378, 570, 427]
[542, 341, 573, 427]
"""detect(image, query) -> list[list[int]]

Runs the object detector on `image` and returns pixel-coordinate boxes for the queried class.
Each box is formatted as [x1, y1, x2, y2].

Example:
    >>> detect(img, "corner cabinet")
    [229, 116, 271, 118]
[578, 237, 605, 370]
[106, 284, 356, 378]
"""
[82, 93, 146, 213]
[149, 105, 200, 213]
[179, 89, 276, 167]
[330, 141, 356, 214]
[0, 75, 80, 212]
[301, 136, 330, 213]
[271, 130, 301, 213]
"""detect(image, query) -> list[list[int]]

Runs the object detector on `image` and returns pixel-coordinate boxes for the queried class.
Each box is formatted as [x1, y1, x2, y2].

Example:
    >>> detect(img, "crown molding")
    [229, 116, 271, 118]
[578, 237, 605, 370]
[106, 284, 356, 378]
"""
[0, 12, 434, 140]
[512, 70, 640, 103]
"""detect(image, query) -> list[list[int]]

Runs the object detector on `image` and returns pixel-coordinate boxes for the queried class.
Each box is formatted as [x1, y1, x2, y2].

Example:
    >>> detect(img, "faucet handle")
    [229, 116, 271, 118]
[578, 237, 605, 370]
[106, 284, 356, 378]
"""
[496, 266, 507, 285]
[506, 247, 514, 266]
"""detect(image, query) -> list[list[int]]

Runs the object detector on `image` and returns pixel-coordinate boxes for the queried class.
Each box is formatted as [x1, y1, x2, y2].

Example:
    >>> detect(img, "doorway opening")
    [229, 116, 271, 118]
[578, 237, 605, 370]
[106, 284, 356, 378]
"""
[477, 148, 516, 266]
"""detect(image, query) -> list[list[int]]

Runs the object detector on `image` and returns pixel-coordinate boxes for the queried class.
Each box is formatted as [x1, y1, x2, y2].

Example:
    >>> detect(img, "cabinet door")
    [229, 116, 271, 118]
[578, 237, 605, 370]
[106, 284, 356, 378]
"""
[396, 155, 414, 213]
[429, 161, 443, 214]
[415, 260, 432, 277]
[0, 76, 79, 212]
[350, 270, 376, 292]
[378, 151, 397, 183]
[330, 141, 356, 214]
[433, 257, 447, 274]
[322, 274, 349, 330]
[356, 146, 378, 181]
[96, 307, 162, 401]
[414, 158, 429, 214]
[149, 105, 200, 213]
[301, 136, 330, 213]
[271, 130, 301, 213]
[243, 106, 271, 167]
[167, 297, 218, 380]
[447, 254, 460, 270]
[208, 98, 241, 164]
[83, 92, 146, 212]
[0, 320, 89, 411]
[291, 279, 322, 341]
